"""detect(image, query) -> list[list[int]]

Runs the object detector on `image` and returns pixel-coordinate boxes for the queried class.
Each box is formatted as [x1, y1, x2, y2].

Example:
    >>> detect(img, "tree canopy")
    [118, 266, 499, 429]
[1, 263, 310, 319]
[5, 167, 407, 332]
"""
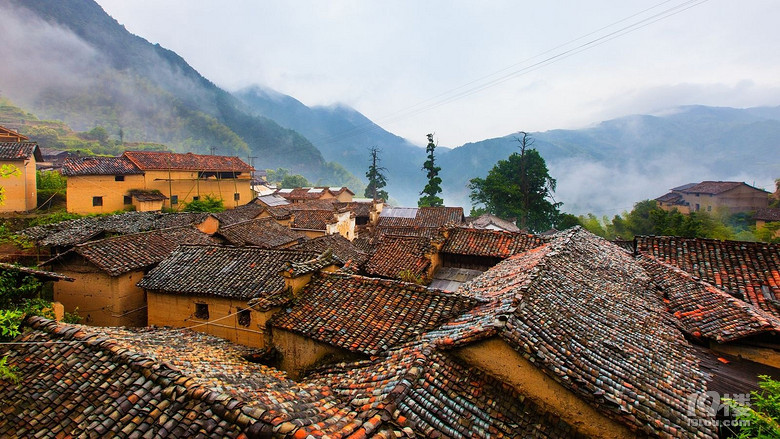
[469, 132, 560, 233]
[364, 146, 388, 201]
[418, 134, 443, 207]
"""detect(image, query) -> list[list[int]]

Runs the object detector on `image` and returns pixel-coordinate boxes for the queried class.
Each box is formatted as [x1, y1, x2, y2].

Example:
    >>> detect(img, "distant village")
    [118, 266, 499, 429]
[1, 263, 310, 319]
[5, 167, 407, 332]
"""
[2, 124, 780, 438]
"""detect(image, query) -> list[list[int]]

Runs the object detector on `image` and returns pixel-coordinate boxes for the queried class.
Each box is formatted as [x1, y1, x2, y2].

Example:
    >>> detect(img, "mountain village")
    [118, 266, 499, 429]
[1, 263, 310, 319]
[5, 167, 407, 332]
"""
[0, 124, 779, 438]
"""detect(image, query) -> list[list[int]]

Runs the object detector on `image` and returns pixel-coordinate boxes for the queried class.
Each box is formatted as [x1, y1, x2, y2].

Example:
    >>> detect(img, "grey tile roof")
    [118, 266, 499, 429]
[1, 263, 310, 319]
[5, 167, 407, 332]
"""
[138, 245, 320, 300]
[0, 142, 41, 161]
[61, 155, 143, 176]
[216, 217, 305, 248]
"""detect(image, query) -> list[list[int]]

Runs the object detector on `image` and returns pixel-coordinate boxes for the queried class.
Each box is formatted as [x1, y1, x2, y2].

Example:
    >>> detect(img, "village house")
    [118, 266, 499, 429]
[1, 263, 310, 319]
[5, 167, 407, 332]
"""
[0, 139, 41, 213]
[292, 233, 369, 269]
[363, 234, 439, 284]
[41, 225, 215, 327]
[375, 206, 465, 238]
[62, 151, 254, 214]
[22, 210, 218, 258]
[655, 180, 770, 214]
[268, 272, 480, 379]
[273, 186, 354, 203]
[214, 217, 306, 248]
[6, 228, 780, 437]
[138, 245, 336, 348]
[755, 207, 780, 238]
[636, 235, 780, 367]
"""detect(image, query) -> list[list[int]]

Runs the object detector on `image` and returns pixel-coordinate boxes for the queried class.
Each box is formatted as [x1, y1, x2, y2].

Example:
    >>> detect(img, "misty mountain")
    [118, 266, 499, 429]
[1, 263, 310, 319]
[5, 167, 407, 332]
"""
[440, 105, 780, 214]
[235, 85, 429, 200]
[0, 0, 358, 186]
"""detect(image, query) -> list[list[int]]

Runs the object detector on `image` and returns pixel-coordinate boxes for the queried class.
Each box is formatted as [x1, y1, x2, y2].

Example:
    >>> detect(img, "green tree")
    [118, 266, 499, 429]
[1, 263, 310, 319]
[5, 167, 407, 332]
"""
[364, 146, 389, 201]
[418, 133, 443, 207]
[469, 132, 561, 233]
[725, 375, 780, 438]
[0, 270, 46, 383]
[183, 195, 225, 212]
[281, 174, 310, 189]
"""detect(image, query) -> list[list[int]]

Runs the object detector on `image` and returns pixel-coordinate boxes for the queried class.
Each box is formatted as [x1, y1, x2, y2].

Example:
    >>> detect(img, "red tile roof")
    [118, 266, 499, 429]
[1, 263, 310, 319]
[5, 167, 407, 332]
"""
[307, 346, 578, 438]
[274, 187, 353, 201]
[441, 227, 546, 258]
[755, 207, 780, 222]
[46, 226, 215, 276]
[636, 236, 780, 319]
[138, 245, 320, 300]
[681, 181, 764, 195]
[364, 235, 433, 281]
[123, 151, 253, 172]
[0, 142, 41, 161]
[422, 228, 715, 437]
[216, 218, 305, 248]
[291, 210, 337, 231]
[61, 155, 143, 176]
[641, 256, 780, 342]
[269, 273, 481, 355]
[292, 234, 369, 267]
[212, 202, 265, 226]
[378, 206, 464, 229]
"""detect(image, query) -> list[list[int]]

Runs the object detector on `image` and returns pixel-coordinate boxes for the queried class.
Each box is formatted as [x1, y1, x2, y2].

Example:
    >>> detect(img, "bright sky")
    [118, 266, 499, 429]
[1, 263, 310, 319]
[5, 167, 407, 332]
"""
[95, 0, 780, 147]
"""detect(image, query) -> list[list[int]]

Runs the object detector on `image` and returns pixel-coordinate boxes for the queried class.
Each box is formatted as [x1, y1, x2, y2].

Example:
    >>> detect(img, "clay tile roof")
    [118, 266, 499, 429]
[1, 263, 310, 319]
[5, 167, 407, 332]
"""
[0, 262, 74, 282]
[1, 316, 369, 438]
[274, 187, 329, 201]
[425, 228, 716, 437]
[335, 201, 372, 217]
[212, 202, 265, 226]
[138, 245, 319, 300]
[280, 250, 339, 277]
[636, 235, 780, 319]
[46, 226, 215, 276]
[291, 210, 337, 231]
[123, 151, 253, 172]
[441, 227, 546, 258]
[128, 189, 167, 201]
[0, 142, 41, 161]
[681, 181, 753, 195]
[655, 191, 686, 204]
[306, 346, 579, 438]
[23, 211, 212, 247]
[755, 207, 780, 222]
[364, 235, 433, 281]
[292, 234, 369, 267]
[61, 155, 143, 176]
[216, 217, 305, 248]
[640, 256, 780, 342]
[377, 206, 464, 238]
[269, 273, 481, 355]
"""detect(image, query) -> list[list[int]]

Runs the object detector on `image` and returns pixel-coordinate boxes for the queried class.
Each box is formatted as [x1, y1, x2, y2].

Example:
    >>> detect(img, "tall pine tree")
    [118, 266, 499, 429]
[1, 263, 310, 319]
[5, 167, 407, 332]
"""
[364, 146, 389, 201]
[418, 133, 443, 207]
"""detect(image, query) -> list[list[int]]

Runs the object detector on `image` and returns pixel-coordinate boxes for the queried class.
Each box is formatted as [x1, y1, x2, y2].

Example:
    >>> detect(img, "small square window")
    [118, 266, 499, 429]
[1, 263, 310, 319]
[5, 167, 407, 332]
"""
[92, 196, 103, 207]
[237, 308, 251, 327]
[123, 195, 132, 205]
[194, 303, 209, 320]
[707, 205, 711, 212]
[115, 175, 125, 181]
[192, 196, 200, 201]
[234, 193, 240, 201]
[170, 195, 178, 205]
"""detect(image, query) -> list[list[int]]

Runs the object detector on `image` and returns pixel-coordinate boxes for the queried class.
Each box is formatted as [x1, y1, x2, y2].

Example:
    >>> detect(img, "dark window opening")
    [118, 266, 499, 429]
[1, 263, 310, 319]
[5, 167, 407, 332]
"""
[92, 196, 103, 207]
[234, 192, 240, 201]
[171, 195, 178, 205]
[123, 195, 132, 205]
[115, 175, 125, 181]
[192, 196, 200, 201]
[237, 308, 251, 327]
[194, 303, 209, 320]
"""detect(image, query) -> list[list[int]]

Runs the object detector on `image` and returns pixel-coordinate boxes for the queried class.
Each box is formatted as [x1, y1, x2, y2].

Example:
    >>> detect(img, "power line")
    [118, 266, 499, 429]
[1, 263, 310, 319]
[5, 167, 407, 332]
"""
[305, 0, 710, 147]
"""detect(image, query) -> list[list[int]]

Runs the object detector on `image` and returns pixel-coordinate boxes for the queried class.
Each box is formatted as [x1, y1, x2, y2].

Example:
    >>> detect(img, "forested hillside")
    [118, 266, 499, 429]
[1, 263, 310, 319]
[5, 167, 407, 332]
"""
[1, 0, 359, 187]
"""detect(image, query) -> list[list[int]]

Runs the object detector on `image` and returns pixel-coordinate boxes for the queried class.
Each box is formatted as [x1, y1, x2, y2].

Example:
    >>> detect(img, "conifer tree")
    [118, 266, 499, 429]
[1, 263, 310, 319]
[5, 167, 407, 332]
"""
[364, 146, 389, 201]
[418, 133, 443, 207]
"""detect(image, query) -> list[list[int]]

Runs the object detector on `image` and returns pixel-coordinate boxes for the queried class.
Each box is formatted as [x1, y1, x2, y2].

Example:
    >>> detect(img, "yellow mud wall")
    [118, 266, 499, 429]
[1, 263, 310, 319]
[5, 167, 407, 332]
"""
[0, 158, 36, 212]
[66, 174, 145, 214]
[271, 329, 357, 380]
[143, 170, 251, 210]
[455, 337, 634, 439]
[146, 291, 270, 348]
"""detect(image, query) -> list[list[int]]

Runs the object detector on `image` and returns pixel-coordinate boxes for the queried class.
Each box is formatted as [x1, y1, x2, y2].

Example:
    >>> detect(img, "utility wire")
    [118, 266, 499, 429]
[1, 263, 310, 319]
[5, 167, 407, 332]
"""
[306, 0, 710, 147]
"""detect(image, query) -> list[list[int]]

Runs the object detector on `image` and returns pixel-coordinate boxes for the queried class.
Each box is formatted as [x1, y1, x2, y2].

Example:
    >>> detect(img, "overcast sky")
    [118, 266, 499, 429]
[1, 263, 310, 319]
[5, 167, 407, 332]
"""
[95, 0, 780, 147]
